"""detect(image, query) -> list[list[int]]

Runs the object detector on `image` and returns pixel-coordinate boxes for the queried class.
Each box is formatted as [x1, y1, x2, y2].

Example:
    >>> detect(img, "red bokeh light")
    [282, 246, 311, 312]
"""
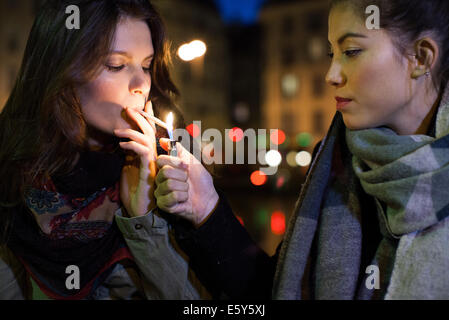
[270, 129, 286, 145]
[276, 176, 285, 189]
[271, 211, 286, 235]
[186, 123, 200, 138]
[228, 127, 244, 142]
[250, 171, 267, 186]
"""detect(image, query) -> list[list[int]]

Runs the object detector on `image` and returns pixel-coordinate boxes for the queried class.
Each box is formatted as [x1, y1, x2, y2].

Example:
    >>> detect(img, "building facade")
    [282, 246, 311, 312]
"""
[259, 0, 334, 149]
[151, 0, 231, 132]
[0, 0, 44, 111]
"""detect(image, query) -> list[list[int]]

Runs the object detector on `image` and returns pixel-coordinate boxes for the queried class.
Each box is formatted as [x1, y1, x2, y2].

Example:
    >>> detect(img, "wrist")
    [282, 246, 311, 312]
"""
[194, 191, 219, 228]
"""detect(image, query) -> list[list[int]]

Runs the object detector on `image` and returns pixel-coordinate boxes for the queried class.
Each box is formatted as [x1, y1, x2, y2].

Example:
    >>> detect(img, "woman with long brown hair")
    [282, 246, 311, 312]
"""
[0, 0, 201, 299]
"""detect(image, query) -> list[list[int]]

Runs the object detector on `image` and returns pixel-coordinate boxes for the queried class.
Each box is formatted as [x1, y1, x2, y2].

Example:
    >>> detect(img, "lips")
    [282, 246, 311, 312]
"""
[335, 97, 352, 103]
[335, 97, 353, 110]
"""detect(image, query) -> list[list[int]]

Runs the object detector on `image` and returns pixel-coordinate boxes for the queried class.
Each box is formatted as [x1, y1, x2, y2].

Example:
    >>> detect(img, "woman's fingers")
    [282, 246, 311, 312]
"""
[155, 179, 189, 196]
[114, 128, 150, 147]
[155, 164, 188, 184]
[156, 155, 188, 171]
[156, 191, 189, 211]
[126, 107, 156, 136]
[119, 141, 156, 164]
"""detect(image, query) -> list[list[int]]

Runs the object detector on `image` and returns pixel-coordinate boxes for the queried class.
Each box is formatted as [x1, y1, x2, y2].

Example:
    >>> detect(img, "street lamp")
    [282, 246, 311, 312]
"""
[177, 40, 207, 61]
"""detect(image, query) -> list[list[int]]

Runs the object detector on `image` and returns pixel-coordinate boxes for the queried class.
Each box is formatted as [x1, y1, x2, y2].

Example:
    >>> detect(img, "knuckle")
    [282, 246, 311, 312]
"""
[165, 179, 173, 190]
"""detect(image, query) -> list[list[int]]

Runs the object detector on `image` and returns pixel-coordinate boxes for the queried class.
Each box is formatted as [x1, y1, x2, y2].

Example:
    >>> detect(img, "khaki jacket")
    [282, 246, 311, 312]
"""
[0, 208, 208, 300]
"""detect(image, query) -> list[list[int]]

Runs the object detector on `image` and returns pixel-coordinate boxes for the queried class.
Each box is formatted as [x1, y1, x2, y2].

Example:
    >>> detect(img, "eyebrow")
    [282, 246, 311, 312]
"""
[109, 51, 154, 60]
[328, 32, 368, 46]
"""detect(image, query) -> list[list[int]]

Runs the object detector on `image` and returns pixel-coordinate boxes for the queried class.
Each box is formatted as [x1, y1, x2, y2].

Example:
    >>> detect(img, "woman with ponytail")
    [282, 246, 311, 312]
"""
[156, 0, 449, 299]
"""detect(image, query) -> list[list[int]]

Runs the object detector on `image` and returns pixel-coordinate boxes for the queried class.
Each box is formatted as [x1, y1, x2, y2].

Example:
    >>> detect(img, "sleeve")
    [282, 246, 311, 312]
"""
[172, 190, 279, 299]
[114, 207, 209, 300]
[0, 245, 30, 300]
[159, 139, 322, 299]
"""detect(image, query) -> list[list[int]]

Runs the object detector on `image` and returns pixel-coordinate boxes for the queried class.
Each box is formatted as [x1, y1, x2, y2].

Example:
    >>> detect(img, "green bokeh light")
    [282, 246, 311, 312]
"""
[296, 132, 312, 147]
[254, 208, 269, 227]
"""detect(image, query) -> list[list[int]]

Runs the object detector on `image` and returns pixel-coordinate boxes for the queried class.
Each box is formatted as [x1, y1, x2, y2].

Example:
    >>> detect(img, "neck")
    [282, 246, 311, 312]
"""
[391, 82, 443, 136]
[414, 90, 442, 135]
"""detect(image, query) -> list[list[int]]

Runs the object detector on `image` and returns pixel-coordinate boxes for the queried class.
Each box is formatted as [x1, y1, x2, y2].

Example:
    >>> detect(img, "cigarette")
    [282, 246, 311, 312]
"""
[137, 110, 168, 129]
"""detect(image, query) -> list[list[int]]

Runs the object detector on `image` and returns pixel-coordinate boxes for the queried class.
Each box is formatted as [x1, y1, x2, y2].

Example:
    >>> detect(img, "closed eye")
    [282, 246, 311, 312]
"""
[106, 64, 152, 74]
[106, 65, 124, 72]
[344, 49, 362, 57]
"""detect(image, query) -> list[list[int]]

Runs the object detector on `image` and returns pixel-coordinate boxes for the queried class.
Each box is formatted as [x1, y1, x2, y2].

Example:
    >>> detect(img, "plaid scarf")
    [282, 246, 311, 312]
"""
[274, 83, 449, 299]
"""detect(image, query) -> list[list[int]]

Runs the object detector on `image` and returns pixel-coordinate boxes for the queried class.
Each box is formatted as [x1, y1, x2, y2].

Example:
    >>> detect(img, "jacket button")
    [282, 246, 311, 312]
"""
[135, 224, 143, 230]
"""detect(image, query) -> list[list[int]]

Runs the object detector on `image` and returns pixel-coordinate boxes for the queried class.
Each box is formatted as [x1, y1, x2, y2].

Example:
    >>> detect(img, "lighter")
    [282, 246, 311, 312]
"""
[169, 140, 178, 157]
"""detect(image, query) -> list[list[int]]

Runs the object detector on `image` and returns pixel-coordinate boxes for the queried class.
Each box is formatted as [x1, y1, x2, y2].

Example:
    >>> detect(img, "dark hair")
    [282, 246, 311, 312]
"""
[0, 0, 183, 243]
[330, 0, 449, 90]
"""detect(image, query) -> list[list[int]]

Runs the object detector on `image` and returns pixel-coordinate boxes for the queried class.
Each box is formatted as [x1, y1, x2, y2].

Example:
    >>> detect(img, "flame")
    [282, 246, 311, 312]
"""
[166, 112, 173, 130]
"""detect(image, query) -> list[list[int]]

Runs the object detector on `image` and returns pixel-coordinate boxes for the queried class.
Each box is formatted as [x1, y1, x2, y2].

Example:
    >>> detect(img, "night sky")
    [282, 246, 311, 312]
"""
[213, 0, 268, 24]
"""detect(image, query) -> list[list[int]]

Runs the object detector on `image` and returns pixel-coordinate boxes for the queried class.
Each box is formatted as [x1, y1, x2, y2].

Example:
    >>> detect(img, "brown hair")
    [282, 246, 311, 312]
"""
[0, 0, 183, 243]
[330, 0, 449, 91]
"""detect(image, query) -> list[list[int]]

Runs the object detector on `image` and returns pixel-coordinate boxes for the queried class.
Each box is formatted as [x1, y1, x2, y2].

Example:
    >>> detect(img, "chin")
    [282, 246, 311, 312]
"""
[342, 116, 373, 131]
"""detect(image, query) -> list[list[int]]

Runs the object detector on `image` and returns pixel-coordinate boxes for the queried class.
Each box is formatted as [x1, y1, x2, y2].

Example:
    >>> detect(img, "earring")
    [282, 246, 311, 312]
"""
[425, 71, 430, 77]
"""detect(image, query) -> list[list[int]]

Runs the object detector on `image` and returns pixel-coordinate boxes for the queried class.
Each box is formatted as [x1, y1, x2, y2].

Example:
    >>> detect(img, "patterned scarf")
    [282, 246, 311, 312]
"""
[274, 82, 449, 299]
[7, 147, 134, 299]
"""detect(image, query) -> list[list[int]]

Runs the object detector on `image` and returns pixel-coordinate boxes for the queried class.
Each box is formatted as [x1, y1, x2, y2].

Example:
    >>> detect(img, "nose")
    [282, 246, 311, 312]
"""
[325, 60, 345, 88]
[129, 67, 151, 97]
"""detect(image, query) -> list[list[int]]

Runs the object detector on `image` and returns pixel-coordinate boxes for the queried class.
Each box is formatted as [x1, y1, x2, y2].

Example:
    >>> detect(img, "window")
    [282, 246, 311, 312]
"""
[282, 16, 294, 36]
[313, 109, 325, 134]
[308, 37, 326, 61]
[281, 74, 299, 99]
[306, 11, 325, 33]
[312, 74, 325, 97]
[282, 111, 295, 134]
[281, 46, 295, 66]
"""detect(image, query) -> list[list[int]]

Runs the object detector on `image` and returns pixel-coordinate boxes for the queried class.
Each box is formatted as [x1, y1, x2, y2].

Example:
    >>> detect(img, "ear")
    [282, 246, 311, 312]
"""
[411, 37, 440, 79]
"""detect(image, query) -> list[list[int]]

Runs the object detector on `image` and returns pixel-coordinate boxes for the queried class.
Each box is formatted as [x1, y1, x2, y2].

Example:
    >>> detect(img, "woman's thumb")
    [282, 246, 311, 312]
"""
[159, 138, 189, 161]
[159, 137, 170, 152]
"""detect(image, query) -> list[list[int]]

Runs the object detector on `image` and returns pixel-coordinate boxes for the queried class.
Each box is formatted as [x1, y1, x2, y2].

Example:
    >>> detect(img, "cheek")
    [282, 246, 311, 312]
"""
[85, 75, 123, 103]
[351, 55, 389, 97]
[78, 74, 130, 132]
[351, 52, 410, 107]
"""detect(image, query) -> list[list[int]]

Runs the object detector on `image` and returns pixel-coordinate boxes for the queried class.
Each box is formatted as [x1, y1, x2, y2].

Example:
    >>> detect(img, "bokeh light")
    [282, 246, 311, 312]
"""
[250, 170, 267, 186]
[255, 208, 269, 227]
[228, 127, 244, 142]
[296, 151, 312, 167]
[296, 132, 312, 147]
[270, 129, 286, 145]
[265, 150, 282, 167]
[271, 211, 286, 235]
[186, 123, 200, 138]
[177, 40, 207, 61]
[286, 151, 298, 167]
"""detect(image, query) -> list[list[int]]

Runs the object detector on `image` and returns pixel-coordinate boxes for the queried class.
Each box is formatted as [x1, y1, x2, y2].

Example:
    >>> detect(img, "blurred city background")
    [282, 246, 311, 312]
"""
[0, 0, 334, 256]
